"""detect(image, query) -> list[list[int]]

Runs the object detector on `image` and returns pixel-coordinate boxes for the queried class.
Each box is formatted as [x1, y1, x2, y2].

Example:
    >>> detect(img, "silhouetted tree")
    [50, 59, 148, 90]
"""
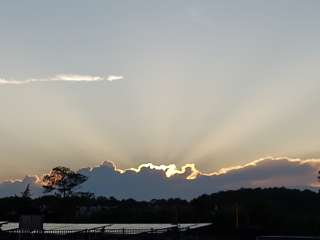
[41, 166, 88, 198]
[21, 184, 32, 198]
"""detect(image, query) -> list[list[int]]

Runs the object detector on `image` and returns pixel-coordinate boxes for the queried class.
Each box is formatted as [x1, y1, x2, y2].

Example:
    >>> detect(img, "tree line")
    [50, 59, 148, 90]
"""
[0, 166, 320, 235]
[1, 187, 320, 235]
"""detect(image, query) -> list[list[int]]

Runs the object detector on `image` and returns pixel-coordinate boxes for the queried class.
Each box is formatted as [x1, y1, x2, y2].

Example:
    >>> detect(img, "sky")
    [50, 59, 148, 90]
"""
[1, 1, 320, 184]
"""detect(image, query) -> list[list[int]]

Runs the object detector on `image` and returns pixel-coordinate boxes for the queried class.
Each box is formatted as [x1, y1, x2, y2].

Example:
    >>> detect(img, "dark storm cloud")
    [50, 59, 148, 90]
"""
[0, 157, 319, 199]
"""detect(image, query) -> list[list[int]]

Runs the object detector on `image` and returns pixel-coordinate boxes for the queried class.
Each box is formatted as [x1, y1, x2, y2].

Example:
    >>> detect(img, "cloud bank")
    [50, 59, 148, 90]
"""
[0, 74, 124, 85]
[0, 157, 319, 200]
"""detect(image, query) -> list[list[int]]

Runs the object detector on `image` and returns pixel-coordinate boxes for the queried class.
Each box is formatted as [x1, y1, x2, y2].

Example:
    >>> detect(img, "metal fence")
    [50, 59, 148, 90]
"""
[0, 226, 181, 240]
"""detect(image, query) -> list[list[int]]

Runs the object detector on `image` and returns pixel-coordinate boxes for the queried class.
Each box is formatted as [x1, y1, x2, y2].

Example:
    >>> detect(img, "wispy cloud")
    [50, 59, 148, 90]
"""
[106, 75, 124, 81]
[0, 74, 124, 85]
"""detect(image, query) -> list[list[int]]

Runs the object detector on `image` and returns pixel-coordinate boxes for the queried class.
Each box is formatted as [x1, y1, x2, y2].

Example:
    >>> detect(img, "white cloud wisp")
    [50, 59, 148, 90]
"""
[0, 74, 124, 85]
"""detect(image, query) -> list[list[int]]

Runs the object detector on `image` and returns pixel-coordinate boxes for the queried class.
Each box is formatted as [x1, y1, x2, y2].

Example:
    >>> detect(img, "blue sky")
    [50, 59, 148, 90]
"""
[1, 1, 320, 180]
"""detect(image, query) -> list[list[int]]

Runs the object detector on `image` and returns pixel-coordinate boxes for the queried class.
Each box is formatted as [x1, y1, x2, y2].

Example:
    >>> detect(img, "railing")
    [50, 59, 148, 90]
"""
[0, 226, 182, 240]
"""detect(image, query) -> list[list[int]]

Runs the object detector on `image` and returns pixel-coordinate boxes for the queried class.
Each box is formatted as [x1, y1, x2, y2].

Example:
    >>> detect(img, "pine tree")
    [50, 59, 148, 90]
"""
[21, 184, 32, 198]
[41, 166, 88, 198]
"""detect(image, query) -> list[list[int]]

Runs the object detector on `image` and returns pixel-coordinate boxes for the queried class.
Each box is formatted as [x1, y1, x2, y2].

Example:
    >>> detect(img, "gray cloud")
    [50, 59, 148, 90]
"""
[0, 157, 319, 200]
[0, 176, 42, 197]
[0, 74, 124, 85]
